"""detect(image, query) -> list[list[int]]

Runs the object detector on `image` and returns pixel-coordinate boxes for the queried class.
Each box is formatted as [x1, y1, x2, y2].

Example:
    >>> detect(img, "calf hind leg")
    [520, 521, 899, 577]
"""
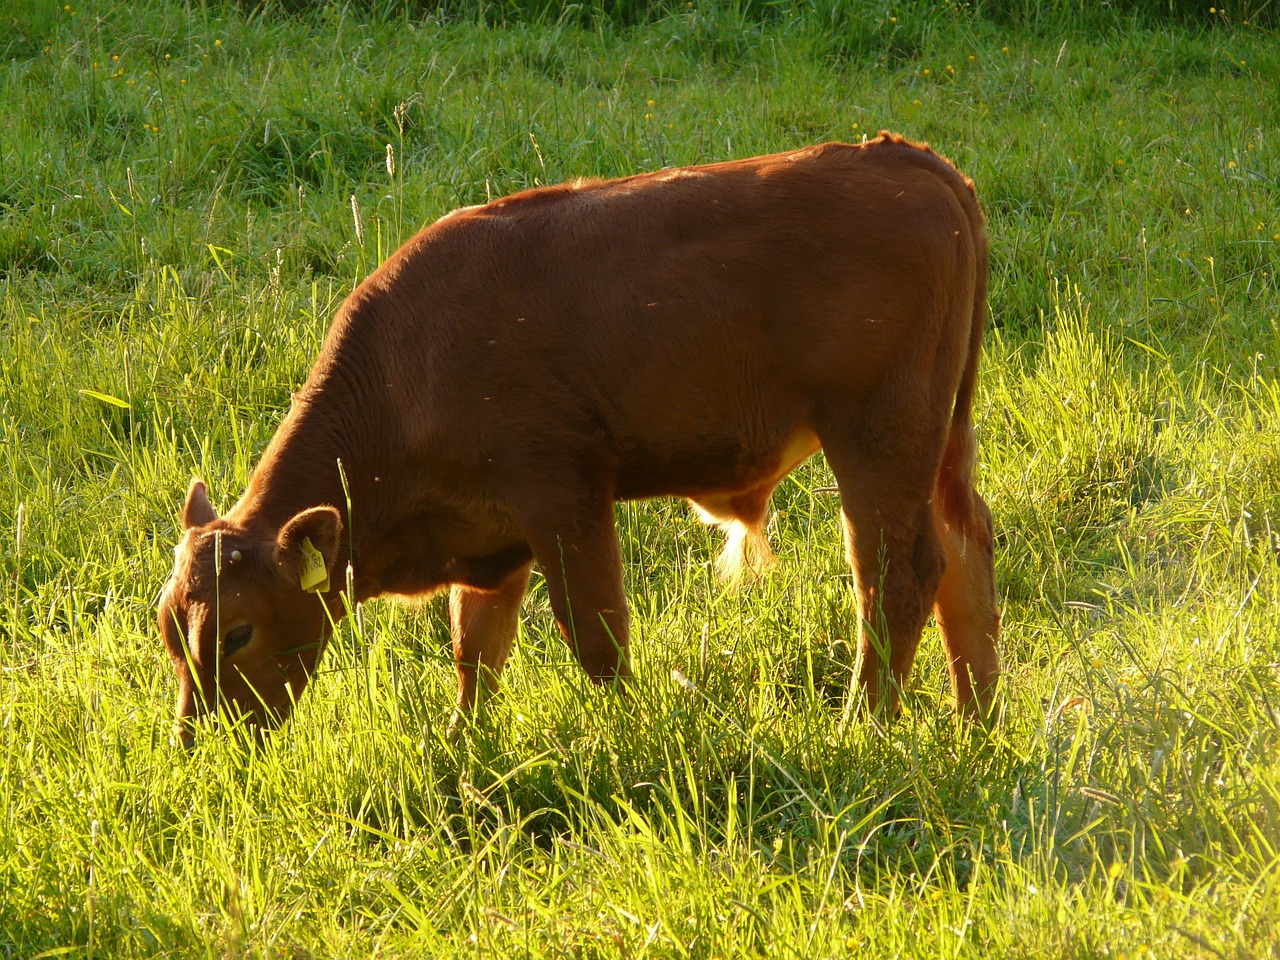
[841, 496, 946, 717]
[820, 431, 948, 717]
[932, 491, 1001, 717]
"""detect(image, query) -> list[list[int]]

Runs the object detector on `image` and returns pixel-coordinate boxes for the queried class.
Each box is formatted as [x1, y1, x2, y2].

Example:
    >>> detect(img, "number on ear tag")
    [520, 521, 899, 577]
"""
[299, 537, 330, 594]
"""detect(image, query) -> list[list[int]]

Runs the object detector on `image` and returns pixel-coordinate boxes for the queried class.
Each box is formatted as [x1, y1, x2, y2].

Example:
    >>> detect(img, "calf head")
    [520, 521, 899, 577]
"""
[157, 480, 343, 747]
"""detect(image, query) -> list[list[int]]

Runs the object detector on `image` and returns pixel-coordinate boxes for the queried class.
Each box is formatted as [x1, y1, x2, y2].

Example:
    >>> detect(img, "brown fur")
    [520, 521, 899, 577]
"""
[157, 133, 1001, 745]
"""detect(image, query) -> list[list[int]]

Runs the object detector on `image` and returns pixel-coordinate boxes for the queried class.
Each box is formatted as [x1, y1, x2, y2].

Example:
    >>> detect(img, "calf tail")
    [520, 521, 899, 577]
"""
[936, 186, 988, 539]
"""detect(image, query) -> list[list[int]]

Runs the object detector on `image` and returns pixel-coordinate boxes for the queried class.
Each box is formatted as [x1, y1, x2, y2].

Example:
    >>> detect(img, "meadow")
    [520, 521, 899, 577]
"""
[2, 0, 1280, 956]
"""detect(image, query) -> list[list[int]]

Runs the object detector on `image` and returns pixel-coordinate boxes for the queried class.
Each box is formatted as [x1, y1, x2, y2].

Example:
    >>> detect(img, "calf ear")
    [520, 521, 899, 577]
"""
[274, 506, 344, 585]
[182, 480, 218, 529]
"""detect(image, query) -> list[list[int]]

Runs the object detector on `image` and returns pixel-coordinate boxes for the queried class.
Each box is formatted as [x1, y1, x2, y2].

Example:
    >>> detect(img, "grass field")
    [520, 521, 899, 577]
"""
[3, 1, 1280, 956]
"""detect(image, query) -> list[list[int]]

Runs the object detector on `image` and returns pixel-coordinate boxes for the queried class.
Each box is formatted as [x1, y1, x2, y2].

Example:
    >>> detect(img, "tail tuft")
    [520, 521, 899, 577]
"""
[716, 518, 776, 586]
[692, 501, 776, 586]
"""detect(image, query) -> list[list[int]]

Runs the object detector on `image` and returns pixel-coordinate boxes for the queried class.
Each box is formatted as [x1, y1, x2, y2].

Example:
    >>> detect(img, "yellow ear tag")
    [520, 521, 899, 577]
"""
[299, 537, 330, 594]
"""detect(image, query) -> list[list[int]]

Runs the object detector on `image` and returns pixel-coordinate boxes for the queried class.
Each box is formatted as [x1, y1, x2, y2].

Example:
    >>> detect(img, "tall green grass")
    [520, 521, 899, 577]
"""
[3, 1, 1279, 956]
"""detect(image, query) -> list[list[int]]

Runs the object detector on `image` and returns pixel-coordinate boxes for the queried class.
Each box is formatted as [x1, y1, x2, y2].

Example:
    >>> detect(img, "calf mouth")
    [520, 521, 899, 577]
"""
[172, 702, 285, 751]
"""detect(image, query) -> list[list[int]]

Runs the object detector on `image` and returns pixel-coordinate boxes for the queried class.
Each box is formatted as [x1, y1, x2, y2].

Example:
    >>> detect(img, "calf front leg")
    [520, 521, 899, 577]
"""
[517, 494, 632, 688]
[448, 560, 534, 737]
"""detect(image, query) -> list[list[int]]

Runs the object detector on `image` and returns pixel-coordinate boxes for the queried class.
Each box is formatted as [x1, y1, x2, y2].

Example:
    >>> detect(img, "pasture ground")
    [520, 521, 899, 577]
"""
[2, 1, 1279, 956]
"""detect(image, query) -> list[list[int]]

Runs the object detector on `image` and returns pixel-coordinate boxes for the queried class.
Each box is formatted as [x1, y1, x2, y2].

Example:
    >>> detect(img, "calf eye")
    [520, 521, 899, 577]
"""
[223, 624, 254, 657]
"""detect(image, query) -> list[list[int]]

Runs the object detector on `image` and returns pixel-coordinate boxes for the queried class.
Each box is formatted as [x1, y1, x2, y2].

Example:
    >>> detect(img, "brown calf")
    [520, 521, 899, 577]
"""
[158, 133, 1000, 746]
